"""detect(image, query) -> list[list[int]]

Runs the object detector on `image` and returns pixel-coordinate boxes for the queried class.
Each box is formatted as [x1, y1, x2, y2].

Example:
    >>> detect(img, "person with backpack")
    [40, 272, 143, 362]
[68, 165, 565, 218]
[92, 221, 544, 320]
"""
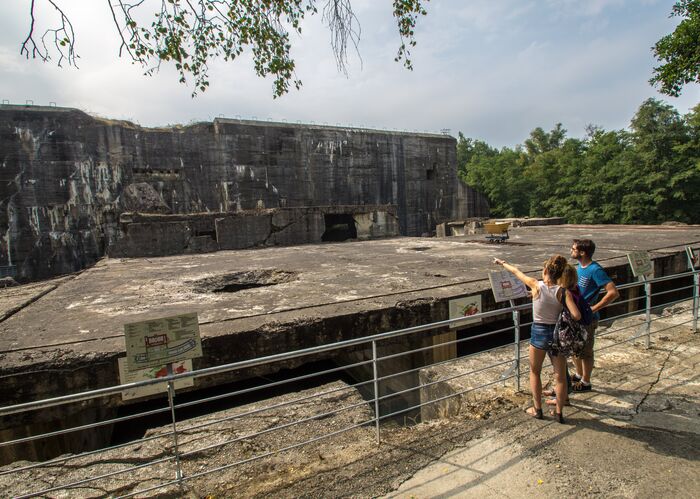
[493, 255, 580, 423]
[570, 239, 620, 391]
[545, 264, 593, 407]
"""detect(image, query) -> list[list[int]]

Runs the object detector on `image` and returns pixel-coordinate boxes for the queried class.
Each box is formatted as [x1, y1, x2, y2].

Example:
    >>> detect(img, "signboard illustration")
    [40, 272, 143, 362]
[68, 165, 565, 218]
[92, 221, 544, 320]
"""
[627, 251, 652, 278]
[118, 358, 194, 400]
[488, 270, 528, 302]
[124, 312, 202, 371]
[449, 294, 483, 328]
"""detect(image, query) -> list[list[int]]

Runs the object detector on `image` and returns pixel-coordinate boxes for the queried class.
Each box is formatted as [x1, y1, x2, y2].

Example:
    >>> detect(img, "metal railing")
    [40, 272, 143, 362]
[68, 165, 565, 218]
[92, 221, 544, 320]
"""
[0, 267, 698, 498]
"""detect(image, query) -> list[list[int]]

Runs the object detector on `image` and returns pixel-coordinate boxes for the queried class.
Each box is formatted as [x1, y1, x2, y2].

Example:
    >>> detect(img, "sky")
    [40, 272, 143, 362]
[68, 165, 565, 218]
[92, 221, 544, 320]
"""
[1, 0, 698, 148]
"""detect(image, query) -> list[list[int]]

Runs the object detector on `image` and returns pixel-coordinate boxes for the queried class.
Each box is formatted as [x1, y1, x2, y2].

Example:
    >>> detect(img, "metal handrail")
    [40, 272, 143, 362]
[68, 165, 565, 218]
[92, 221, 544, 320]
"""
[2, 268, 697, 420]
[0, 307, 522, 417]
[175, 356, 375, 410]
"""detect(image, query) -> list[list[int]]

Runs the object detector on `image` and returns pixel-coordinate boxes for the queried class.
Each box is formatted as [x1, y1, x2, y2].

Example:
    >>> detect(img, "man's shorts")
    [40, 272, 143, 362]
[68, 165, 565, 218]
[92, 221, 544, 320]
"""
[579, 319, 598, 360]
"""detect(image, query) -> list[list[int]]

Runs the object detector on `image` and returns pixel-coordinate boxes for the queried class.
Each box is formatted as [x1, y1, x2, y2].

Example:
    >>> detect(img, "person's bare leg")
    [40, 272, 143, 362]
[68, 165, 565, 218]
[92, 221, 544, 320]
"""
[578, 322, 596, 385]
[581, 358, 594, 384]
[529, 345, 546, 413]
[573, 356, 583, 378]
[546, 353, 570, 405]
[551, 355, 567, 417]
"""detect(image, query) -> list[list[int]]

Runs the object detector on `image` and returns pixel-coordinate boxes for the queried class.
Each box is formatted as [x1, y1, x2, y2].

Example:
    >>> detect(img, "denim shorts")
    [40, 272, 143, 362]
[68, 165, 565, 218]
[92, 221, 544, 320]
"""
[530, 323, 556, 351]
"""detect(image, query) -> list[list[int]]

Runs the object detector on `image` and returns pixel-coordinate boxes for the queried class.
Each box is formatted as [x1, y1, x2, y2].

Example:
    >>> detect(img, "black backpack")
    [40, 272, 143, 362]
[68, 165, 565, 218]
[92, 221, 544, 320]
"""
[571, 286, 594, 326]
[551, 290, 588, 358]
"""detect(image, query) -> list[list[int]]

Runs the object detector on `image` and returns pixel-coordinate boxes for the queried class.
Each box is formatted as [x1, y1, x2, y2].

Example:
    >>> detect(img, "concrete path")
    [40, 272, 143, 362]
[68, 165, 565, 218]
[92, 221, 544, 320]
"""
[382, 310, 700, 498]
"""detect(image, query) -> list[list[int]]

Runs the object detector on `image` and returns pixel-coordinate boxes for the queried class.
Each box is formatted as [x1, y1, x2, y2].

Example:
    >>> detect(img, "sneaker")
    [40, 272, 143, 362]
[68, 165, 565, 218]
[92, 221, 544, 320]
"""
[571, 380, 592, 392]
[572, 373, 582, 383]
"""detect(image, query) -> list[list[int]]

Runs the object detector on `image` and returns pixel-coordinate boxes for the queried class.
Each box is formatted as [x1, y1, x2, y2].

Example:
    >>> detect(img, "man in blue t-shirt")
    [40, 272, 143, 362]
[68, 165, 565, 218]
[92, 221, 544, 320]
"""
[570, 239, 619, 391]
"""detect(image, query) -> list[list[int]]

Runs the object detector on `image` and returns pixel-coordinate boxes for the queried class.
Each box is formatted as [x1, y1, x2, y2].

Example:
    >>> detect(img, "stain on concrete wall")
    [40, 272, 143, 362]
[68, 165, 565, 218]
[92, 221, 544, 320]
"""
[0, 105, 489, 281]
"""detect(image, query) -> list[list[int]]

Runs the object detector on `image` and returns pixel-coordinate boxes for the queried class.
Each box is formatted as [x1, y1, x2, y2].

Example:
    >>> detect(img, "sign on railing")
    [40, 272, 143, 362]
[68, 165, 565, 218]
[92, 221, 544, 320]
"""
[117, 358, 194, 400]
[488, 270, 528, 302]
[124, 312, 202, 371]
[448, 294, 482, 328]
[627, 250, 653, 278]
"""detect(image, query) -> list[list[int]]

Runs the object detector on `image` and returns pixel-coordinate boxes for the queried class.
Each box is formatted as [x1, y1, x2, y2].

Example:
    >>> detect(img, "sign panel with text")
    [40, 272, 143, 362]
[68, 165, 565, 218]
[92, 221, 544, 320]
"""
[118, 358, 194, 400]
[124, 312, 202, 371]
[488, 270, 528, 303]
[627, 251, 652, 278]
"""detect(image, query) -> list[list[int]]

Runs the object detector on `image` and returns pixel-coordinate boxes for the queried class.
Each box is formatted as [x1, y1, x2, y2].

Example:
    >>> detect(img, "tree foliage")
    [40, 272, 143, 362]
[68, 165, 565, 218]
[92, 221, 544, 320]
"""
[650, 0, 700, 96]
[458, 99, 700, 224]
[21, 0, 428, 97]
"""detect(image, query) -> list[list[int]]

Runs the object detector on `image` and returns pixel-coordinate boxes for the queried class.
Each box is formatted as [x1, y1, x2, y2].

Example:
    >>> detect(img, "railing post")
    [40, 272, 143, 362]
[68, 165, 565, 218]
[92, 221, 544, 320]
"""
[371, 340, 381, 444]
[166, 364, 184, 484]
[644, 277, 652, 349]
[509, 300, 521, 391]
[685, 247, 698, 334]
[693, 270, 699, 333]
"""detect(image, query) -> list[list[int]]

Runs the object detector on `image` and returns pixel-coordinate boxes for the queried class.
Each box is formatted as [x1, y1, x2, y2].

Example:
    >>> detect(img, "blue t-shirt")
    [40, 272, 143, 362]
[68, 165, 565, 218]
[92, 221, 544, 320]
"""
[577, 262, 612, 317]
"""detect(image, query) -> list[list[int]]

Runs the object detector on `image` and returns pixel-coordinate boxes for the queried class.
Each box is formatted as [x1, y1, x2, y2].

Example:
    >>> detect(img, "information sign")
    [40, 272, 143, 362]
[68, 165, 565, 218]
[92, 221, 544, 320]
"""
[449, 294, 482, 328]
[488, 270, 528, 302]
[627, 251, 652, 277]
[124, 312, 202, 371]
[118, 358, 194, 400]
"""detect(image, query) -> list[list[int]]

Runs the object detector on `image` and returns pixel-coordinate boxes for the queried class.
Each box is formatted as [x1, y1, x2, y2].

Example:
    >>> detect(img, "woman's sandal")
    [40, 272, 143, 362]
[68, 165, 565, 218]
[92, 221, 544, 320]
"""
[526, 407, 543, 419]
[549, 409, 565, 424]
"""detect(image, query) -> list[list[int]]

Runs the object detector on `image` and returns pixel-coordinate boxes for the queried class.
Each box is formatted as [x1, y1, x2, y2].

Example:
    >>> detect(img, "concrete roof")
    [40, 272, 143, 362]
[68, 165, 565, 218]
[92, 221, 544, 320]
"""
[1, 224, 699, 366]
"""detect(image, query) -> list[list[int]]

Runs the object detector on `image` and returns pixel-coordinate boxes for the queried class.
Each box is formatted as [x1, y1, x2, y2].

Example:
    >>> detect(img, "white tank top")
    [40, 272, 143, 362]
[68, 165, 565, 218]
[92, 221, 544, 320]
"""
[533, 281, 563, 324]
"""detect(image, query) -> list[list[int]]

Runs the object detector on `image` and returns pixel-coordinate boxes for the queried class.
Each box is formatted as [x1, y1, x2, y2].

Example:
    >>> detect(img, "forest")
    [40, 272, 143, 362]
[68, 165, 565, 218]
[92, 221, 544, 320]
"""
[458, 98, 700, 224]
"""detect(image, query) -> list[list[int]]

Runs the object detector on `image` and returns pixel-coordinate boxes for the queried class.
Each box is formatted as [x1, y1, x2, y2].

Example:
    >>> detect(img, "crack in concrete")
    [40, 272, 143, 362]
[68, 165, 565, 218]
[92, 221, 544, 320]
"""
[634, 342, 683, 414]
[264, 213, 298, 246]
[0, 272, 82, 325]
[0, 284, 59, 323]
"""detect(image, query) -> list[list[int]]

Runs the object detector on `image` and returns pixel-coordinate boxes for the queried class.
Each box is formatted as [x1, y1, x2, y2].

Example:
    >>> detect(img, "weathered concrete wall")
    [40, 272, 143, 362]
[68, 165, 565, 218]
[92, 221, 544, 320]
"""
[0, 105, 490, 281]
[109, 205, 399, 257]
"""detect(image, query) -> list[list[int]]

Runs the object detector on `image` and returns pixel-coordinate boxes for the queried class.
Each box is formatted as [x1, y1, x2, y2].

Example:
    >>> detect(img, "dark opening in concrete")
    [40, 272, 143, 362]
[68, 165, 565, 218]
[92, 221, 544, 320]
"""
[191, 270, 298, 293]
[322, 214, 357, 242]
[195, 230, 216, 240]
[111, 360, 348, 445]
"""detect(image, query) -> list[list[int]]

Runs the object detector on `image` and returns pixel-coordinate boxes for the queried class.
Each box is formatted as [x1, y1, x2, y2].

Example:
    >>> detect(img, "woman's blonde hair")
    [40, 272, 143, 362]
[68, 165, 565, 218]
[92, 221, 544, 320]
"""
[559, 264, 578, 290]
[532, 254, 567, 299]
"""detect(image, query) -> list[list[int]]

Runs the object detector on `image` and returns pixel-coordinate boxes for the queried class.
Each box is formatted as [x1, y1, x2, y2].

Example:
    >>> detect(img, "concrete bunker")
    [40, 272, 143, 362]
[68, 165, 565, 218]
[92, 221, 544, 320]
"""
[0, 105, 491, 282]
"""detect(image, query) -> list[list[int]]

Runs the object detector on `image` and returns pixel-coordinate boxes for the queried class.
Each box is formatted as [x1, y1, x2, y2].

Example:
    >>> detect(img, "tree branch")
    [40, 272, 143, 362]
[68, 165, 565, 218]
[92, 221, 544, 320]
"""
[21, 0, 79, 67]
[323, 0, 362, 74]
[22, 0, 429, 97]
